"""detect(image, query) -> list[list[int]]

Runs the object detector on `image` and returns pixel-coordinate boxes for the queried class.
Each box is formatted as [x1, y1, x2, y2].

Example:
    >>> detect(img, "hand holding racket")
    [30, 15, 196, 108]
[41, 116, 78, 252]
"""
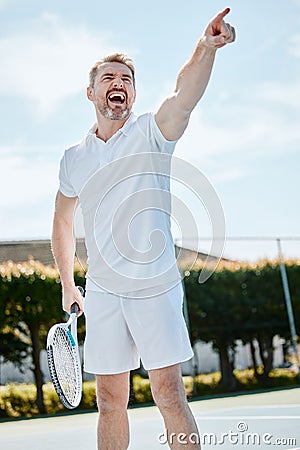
[47, 286, 84, 409]
[62, 284, 84, 316]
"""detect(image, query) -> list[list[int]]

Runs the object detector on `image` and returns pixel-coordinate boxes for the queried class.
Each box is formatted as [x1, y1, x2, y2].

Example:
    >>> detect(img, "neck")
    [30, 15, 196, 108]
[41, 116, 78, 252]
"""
[95, 111, 130, 142]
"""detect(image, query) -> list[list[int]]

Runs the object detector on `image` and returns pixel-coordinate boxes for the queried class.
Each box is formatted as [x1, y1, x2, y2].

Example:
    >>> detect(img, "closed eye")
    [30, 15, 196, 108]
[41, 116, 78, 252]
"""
[122, 76, 133, 84]
[102, 75, 113, 81]
[100, 73, 133, 84]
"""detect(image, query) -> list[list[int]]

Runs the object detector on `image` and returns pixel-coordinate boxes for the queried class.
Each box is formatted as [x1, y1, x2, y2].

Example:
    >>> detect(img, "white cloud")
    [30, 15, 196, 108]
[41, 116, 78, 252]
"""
[258, 80, 300, 109]
[0, 13, 135, 117]
[175, 103, 300, 165]
[176, 78, 300, 171]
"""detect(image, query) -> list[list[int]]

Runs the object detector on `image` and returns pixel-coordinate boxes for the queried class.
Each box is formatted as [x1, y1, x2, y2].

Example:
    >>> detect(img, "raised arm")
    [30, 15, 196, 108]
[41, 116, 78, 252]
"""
[51, 191, 84, 314]
[155, 8, 235, 141]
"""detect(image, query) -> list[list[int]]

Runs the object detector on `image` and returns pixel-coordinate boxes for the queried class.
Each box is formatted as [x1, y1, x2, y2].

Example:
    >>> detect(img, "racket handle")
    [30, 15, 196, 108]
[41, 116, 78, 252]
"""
[77, 286, 85, 297]
[70, 286, 84, 314]
[71, 302, 80, 314]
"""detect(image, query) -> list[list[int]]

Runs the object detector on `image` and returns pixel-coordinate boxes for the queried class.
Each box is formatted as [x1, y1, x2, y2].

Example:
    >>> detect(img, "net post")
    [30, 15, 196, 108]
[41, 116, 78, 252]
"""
[276, 238, 299, 371]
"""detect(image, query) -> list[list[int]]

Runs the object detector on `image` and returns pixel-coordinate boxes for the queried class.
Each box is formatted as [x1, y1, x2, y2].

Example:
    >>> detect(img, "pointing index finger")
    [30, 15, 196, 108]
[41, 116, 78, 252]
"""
[213, 7, 231, 23]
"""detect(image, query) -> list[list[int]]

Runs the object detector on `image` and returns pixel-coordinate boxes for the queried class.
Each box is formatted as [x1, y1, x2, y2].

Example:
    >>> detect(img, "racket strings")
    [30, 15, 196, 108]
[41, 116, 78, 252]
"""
[51, 327, 81, 406]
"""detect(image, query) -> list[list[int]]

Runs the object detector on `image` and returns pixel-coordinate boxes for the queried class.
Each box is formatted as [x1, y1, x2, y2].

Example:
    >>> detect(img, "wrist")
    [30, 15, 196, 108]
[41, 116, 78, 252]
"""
[198, 36, 218, 53]
[61, 280, 76, 289]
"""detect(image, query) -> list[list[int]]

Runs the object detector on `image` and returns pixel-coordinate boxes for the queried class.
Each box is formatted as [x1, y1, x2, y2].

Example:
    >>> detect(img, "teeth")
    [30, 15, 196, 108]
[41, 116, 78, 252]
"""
[109, 92, 125, 100]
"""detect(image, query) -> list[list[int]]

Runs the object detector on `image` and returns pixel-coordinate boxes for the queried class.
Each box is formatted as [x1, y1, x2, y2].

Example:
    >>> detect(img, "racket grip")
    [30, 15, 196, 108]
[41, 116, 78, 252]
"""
[70, 286, 84, 314]
[77, 286, 85, 297]
[71, 302, 80, 314]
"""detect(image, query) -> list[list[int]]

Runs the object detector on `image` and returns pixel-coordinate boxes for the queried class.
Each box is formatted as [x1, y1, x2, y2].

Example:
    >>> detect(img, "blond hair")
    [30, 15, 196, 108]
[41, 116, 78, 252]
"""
[89, 53, 136, 88]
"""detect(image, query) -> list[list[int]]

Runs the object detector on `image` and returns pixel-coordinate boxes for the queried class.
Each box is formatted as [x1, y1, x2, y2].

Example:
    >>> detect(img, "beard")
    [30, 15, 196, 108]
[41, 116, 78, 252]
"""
[97, 98, 130, 121]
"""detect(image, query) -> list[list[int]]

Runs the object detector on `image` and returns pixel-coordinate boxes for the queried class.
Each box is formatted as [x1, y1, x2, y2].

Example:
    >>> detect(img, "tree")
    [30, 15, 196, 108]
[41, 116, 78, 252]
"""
[243, 261, 290, 381]
[185, 268, 245, 390]
[184, 259, 300, 389]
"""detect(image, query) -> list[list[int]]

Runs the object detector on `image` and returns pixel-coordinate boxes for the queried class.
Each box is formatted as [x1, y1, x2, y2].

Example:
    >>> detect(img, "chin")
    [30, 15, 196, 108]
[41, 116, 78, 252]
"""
[101, 106, 130, 121]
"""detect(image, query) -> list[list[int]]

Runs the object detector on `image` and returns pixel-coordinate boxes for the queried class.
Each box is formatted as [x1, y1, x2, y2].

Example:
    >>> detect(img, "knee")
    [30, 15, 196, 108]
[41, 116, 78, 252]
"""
[96, 383, 129, 414]
[151, 378, 187, 413]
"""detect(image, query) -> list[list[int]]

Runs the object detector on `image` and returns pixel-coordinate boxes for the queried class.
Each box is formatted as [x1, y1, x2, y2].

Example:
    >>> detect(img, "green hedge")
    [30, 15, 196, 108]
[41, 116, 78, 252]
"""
[0, 381, 97, 418]
[1, 369, 298, 419]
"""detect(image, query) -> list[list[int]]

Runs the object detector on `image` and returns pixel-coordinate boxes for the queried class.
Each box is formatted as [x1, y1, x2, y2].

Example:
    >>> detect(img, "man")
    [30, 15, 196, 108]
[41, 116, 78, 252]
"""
[52, 8, 235, 449]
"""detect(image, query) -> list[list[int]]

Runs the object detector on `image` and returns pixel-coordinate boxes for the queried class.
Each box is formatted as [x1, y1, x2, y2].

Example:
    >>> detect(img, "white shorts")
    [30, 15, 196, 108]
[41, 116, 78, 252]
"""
[83, 283, 194, 374]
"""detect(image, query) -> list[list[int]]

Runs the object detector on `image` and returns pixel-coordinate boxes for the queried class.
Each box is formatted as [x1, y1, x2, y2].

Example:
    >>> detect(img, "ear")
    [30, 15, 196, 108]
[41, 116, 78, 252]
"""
[133, 89, 137, 103]
[86, 86, 94, 102]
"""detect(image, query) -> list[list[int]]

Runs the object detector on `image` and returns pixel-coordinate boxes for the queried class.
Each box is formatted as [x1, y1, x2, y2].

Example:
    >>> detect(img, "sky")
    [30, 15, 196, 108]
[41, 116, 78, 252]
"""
[1, 0, 300, 262]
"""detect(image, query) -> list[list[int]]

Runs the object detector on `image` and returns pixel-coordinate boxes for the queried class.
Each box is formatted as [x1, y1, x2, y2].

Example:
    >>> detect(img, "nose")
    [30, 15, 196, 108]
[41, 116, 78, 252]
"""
[113, 77, 124, 88]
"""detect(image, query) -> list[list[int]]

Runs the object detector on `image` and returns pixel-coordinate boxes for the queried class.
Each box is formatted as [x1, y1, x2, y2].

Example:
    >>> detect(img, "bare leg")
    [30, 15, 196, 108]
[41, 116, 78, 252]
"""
[96, 371, 130, 450]
[149, 364, 201, 449]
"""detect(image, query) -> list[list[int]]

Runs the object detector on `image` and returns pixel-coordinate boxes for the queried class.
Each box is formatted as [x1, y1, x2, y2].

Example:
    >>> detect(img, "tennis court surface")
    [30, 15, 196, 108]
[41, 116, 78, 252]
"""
[1, 387, 299, 449]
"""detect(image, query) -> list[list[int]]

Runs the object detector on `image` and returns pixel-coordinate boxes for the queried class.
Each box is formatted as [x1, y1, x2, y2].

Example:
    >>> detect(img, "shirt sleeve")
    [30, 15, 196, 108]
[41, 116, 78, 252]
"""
[58, 152, 77, 197]
[148, 113, 178, 154]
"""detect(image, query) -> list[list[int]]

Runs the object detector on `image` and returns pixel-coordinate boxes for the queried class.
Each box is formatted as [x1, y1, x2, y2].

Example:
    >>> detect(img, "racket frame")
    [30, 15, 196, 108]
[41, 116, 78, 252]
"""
[46, 287, 84, 409]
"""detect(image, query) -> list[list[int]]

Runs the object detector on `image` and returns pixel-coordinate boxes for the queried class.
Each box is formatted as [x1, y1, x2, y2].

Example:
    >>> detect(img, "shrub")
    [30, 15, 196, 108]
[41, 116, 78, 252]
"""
[0, 384, 39, 418]
[81, 380, 97, 409]
[132, 375, 153, 404]
[0, 369, 298, 419]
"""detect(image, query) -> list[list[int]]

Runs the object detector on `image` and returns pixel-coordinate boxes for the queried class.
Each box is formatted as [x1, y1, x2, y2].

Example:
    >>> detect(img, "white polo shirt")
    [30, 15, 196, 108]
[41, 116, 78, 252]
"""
[59, 112, 182, 295]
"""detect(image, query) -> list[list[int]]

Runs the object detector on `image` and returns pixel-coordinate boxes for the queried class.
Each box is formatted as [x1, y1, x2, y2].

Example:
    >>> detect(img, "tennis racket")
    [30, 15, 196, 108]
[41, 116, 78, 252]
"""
[46, 286, 84, 409]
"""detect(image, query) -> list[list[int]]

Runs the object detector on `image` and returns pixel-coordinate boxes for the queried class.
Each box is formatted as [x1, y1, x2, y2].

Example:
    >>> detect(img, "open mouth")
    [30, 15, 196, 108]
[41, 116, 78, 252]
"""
[107, 91, 126, 105]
